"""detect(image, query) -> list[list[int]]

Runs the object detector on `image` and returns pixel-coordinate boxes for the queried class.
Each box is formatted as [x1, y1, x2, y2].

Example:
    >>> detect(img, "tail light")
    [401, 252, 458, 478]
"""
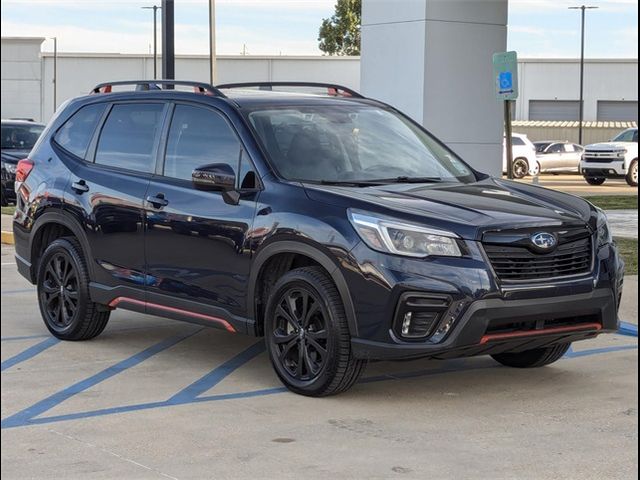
[15, 158, 34, 193]
[16, 159, 34, 183]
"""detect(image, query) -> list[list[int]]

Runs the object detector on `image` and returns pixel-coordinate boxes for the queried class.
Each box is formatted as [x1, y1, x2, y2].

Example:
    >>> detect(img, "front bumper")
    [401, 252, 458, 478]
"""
[352, 288, 618, 360]
[581, 160, 627, 178]
[344, 239, 624, 361]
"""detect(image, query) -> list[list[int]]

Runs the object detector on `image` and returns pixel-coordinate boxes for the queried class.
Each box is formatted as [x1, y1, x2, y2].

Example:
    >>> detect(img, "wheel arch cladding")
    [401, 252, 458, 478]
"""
[249, 241, 359, 338]
[30, 211, 94, 283]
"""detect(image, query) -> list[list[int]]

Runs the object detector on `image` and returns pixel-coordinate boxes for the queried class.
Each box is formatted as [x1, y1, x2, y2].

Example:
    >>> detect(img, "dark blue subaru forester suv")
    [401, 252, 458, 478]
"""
[13, 80, 624, 396]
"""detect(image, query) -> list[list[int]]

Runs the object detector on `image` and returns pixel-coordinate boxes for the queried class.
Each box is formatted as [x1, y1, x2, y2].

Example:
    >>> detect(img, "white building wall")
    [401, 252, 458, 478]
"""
[1, 37, 637, 126]
[38, 53, 361, 121]
[515, 59, 638, 121]
[1, 37, 44, 121]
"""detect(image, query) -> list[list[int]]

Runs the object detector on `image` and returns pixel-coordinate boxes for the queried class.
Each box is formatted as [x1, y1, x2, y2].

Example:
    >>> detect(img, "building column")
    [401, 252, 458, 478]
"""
[361, 0, 508, 176]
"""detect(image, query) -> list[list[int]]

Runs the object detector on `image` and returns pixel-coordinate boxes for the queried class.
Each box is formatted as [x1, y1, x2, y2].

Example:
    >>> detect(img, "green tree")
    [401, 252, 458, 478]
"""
[318, 0, 361, 56]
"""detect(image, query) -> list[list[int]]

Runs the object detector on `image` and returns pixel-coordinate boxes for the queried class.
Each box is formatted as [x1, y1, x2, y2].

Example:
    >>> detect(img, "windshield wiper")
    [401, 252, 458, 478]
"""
[368, 176, 443, 184]
[319, 180, 385, 187]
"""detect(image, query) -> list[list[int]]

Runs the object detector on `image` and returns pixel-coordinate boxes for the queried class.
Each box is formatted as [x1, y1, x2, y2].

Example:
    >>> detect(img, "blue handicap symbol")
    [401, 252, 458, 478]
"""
[499, 72, 513, 91]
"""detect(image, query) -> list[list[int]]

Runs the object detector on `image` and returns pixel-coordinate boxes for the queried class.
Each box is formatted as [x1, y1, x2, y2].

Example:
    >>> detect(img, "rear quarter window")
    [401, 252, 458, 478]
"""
[54, 103, 106, 159]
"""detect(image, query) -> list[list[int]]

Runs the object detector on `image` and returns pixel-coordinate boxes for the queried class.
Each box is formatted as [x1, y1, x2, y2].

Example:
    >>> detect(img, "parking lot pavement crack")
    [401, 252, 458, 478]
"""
[47, 429, 180, 480]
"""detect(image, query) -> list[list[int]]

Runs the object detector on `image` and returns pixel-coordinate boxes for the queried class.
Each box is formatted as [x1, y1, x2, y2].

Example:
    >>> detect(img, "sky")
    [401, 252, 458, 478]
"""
[0, 0, 637, 58]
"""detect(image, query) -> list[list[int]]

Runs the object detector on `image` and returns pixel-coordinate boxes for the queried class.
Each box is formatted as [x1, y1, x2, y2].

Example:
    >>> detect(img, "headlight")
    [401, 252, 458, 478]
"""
[616, 149, 627, 158]
[348, 210, 462, 258]
[596, 209, 612, 247]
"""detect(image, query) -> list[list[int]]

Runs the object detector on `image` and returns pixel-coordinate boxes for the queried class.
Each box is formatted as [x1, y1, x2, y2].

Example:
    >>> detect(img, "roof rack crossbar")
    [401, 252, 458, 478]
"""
[216, 82, 365, 99]
[90, 80, 226, 97]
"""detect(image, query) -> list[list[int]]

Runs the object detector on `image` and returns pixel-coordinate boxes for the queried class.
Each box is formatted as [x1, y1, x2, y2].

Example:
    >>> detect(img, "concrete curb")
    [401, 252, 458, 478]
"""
[1, 230, 14, 245]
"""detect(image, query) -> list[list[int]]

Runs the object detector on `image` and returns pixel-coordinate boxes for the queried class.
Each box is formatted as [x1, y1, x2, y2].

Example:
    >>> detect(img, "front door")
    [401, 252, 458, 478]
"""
[144, 103, 260, 332]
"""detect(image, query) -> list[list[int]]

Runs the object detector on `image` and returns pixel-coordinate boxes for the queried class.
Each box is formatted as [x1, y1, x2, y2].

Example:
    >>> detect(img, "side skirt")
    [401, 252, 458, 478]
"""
[89, 283, 256, 335]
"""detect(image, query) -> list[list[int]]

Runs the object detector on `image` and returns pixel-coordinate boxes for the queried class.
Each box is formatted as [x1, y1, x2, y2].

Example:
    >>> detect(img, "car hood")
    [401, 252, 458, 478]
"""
[1, 149, 31, 164]
[584, 142, 633, 151]
[304, 177, 596, 240]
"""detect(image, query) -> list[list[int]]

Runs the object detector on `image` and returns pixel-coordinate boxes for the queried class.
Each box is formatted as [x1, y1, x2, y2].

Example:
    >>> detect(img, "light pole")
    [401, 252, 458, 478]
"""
[209, 0, 217, 85]
[569, 5, 598, 145]
[142, 5, 161, 79]
[51, 37, 57, 113]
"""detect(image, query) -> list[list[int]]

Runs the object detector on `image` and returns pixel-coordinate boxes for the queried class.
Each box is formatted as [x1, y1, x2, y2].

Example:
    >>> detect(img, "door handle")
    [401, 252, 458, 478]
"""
[71, 180, 89, 194]
[146, 194, 169, 209]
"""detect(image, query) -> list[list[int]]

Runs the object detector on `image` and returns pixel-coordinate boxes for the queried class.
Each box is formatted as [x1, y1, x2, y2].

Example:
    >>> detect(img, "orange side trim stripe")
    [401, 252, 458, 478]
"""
[108, 297, 236, 333]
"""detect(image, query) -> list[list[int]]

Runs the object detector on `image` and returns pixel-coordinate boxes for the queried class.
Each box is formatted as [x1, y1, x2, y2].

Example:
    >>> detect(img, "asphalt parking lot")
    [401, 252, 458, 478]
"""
[1, 243, 637, 480]
[513, 174, 638, 196]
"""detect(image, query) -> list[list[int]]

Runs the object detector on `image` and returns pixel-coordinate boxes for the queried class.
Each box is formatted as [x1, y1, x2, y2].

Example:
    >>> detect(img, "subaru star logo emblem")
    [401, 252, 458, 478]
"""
[531, 232, 557, 251]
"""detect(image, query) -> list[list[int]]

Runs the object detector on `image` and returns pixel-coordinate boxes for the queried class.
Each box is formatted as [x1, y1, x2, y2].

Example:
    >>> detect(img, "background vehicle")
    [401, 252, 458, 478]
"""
[534, 141, 584, 174]
[580, 128, 638, 187]
[503, 133, 538, 179]
[1, 119, 45, 205]
[12, 80, 623, 397]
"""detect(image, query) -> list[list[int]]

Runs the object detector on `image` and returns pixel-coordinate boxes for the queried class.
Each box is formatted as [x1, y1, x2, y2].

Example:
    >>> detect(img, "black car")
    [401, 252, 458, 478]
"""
[13, 80, 624, 397]
[1, 119, 45, 205]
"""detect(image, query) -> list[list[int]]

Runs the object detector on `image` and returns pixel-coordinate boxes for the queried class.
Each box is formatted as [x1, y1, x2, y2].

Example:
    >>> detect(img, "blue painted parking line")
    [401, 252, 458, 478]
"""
[1, 337, 60, 372]
[618, 321, 638, 338]
[2, 341, 636, 429]
[1, 328, 202, 429]
[565, 344, 638, 359]
[168, 341, 266, 404]
[1, 288, 36, 295]
[1, 334, 50, 342]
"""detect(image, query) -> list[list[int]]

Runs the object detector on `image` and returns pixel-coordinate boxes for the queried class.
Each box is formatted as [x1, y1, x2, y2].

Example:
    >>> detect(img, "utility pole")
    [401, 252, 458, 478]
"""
[162, 0, 175, 82]
[51, 37, 57, 113]
[569, 5, 598, 145]
[142, 5, 161, 79]
[209, 0, 217, 85]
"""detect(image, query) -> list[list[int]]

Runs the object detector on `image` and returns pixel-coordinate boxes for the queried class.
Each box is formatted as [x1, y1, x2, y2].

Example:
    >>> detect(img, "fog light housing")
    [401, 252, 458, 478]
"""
[394, 293, 451, 340]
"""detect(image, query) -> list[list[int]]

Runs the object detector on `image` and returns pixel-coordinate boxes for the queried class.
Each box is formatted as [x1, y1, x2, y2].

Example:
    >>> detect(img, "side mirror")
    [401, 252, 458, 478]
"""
[192, 163, 236, 191]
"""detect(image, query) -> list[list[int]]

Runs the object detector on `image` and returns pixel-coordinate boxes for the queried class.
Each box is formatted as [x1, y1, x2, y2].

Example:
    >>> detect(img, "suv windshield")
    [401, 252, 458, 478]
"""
[1, 124, 45, 150]
[247, 105, 476, 184]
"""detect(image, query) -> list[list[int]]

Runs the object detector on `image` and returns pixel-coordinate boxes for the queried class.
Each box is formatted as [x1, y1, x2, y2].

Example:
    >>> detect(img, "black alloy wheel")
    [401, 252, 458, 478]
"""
[512, 158, 530, 179]
[40, 251, 79, 329]
[37, 237, 110, 340]
[271, 287, 329, 381]
[265, 267, 366, 396]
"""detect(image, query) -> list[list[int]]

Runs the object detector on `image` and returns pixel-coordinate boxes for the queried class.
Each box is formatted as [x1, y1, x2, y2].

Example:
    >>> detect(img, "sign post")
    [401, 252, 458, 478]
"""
[493, 51, 519, 180]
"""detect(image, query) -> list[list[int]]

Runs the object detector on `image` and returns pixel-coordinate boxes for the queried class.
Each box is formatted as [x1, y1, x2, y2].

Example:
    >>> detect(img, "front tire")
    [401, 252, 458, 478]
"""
[626, 159, 638, 187]
[37, 237, 110, 340]
[265, 267, 366, 397]
[585, 177, 606, 186]
[491, 343, 571, 368]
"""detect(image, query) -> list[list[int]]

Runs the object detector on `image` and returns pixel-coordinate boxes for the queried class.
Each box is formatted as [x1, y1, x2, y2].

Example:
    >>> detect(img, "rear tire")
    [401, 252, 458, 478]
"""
[265, 267, 366, 397]
[512, 158, 530, 179]
[626, 159, 638, 187]
[585, 177, 606, 186]
[37, 237, 110, 340]
[491, 343, 571, 368]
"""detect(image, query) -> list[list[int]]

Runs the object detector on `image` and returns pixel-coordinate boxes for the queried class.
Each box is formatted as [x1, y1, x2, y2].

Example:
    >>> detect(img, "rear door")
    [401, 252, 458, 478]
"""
[562, 143, 581, 171]
[143, 102, 260, 330]
[62, 101, 168, 295]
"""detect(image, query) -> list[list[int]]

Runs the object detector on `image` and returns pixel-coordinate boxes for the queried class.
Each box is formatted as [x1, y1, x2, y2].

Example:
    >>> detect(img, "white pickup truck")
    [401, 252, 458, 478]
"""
[580, 128, 638, 187]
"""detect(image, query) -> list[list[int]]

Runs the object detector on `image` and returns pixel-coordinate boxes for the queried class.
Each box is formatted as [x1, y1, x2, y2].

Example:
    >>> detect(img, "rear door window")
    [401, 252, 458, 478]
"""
[95, 103, 165, 173]
[54, 103, 106, 159]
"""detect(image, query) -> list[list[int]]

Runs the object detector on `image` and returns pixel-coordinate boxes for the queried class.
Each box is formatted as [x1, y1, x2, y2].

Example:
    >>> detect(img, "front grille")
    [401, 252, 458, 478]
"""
[484, 236, 592, 282]
[583, 150, 623, 163]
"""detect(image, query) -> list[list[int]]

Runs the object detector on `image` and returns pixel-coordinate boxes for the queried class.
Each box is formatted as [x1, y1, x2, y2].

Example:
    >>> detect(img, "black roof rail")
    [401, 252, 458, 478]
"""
[90, 80, 226, 97]
[216, 82, 365, 99]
